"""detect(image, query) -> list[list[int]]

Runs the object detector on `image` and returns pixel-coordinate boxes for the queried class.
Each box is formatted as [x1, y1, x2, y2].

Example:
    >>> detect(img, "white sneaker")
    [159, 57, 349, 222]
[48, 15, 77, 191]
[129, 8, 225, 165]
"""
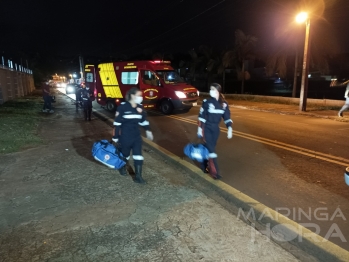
[48, 110, 54, 113]
[42, 109, 48, 113]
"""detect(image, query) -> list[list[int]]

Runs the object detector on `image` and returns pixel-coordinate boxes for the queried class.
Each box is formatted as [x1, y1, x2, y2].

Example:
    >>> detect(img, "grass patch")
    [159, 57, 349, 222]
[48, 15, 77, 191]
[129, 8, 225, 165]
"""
[0, 91, 45, 154]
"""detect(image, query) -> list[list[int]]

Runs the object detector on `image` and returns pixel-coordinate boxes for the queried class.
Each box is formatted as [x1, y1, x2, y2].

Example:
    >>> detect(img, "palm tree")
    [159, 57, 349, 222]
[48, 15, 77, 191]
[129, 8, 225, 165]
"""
[188, 49, 203, 82]
[266, 23, 303, 97]
[219, 30, 257, 94]
[198, 45, 225, 91]
[234, 30, 257, 94]
[266, 11, 340, 97]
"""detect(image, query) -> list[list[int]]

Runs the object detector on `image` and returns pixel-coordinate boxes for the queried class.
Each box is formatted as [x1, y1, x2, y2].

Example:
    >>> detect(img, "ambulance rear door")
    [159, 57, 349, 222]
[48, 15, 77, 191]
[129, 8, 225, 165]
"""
[84, 64, 96, 100]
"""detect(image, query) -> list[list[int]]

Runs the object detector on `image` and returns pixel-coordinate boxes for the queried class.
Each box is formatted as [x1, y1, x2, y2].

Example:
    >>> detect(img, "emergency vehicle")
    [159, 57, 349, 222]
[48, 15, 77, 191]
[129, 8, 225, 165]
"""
[84, 60, 199, 114]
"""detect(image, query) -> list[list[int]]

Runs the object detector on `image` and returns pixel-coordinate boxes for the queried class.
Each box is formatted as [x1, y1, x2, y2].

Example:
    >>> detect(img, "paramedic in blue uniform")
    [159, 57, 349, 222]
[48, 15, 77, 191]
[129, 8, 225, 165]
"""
[81, 84, 93, 121]
[197, 83, 233, 179]
[112, 87, 154, 184]
[75, 84, 83, 110]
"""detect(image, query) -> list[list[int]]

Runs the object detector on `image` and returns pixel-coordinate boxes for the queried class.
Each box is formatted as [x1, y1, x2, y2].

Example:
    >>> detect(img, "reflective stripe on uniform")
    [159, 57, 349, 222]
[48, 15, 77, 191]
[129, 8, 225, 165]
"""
[113, 121, 122, 126]
[208, 108, 224, 114]
[126, 156, 131, 160]
[198, 117, 206, 123]
[224, 119, 233, 124]
[139, 120, 149, 126]
[123, 114, 142, 119]
[133, 155, 144, 160]
[209, 153, 217, 158]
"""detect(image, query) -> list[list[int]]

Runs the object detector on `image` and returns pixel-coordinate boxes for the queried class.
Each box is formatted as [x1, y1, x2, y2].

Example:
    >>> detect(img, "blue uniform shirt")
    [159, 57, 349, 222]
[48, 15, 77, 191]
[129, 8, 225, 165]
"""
[113, 102, 150, 139]
[198, 98, 233, 127]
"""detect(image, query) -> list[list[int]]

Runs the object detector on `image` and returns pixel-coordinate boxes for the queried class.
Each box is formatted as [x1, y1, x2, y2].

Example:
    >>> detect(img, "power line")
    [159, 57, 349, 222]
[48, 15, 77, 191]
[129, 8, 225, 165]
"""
[116, 0, 184, 42]
[119, 0, 227, 53]
[124, 0, 259, 55]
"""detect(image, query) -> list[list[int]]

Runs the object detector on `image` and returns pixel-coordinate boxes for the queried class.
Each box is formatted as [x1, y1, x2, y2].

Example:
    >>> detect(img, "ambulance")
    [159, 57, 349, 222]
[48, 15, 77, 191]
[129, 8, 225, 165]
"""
[84, 60, 199, 114]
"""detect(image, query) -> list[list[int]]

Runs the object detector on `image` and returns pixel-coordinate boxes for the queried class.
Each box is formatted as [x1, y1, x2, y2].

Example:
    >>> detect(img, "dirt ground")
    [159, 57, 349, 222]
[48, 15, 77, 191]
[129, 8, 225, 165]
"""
[0, 93, 301, 261]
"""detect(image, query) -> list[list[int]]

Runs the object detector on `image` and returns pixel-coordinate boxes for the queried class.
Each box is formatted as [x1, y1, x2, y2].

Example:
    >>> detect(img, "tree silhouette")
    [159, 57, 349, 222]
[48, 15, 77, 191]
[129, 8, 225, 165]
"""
[220, 30, 257, 94]
[266, 0, 340, 97]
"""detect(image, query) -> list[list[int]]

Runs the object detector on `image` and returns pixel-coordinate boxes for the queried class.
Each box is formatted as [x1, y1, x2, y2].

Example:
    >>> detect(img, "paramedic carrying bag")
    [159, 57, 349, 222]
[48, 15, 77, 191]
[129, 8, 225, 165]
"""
[183, 143, 209, 163]
[92, 140, 126, 169]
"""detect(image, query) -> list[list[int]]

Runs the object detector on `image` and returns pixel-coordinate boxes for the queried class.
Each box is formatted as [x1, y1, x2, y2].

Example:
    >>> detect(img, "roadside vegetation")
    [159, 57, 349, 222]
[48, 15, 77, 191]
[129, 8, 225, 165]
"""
[0, 90, 45, 154]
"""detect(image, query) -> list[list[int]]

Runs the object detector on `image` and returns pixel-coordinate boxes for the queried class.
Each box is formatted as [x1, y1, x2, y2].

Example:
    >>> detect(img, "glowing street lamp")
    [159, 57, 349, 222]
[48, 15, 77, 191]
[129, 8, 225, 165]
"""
[296, 12, 310, 112]
[296, 12, 308, 23]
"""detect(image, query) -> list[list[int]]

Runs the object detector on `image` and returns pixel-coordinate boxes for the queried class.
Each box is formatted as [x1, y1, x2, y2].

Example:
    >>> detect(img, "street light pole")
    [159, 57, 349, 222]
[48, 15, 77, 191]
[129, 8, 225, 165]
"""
[299, 18, 310, 112]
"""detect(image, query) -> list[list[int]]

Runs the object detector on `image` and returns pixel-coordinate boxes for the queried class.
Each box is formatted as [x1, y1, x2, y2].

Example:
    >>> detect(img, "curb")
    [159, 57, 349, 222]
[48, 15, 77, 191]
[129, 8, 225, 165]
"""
[92, 109, 349, 262]
[141, 139, 349, 262]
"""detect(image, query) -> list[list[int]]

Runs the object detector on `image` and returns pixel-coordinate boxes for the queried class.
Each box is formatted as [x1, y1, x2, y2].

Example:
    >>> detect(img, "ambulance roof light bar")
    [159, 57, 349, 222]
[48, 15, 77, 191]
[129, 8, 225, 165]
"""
[153, 60, 171, 64]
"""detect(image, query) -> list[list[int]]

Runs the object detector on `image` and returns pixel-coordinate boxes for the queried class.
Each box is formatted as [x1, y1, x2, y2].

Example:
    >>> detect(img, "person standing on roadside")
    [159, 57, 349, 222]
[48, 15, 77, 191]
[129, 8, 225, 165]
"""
[197, 83, 233, 179]
[75, 84, 83, 110]
[42, 81, 54, 113]
[338, 82, 349, 117]
[81, 84, 93, 121]
[112, 87, 154, 184]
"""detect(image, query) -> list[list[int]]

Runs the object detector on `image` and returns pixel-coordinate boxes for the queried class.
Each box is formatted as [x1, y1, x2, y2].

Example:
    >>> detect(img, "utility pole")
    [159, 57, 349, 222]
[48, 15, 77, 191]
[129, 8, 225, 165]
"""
[299, 19, 310, 112]
[79, 55, 84, 83]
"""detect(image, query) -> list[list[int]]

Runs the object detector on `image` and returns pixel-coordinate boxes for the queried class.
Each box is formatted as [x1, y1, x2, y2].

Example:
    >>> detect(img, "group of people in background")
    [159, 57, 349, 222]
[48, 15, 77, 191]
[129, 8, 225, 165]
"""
[42, 81, 94, 121]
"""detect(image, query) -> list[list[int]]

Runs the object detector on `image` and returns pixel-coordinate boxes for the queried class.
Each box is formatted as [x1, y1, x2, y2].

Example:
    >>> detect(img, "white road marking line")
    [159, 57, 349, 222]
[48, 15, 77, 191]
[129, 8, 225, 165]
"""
[149, 110, 349, 167]
[284, 120, 310, 126]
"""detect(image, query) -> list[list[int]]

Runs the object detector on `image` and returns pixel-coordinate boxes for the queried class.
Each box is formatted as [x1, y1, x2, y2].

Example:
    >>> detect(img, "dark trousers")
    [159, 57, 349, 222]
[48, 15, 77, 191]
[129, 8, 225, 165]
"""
[120, 135, 143, 166]
[76, 99, 82, 109]
[203, 124, 220, 176]
[43, 95, 52, 110]
[83, 101, 92, 120]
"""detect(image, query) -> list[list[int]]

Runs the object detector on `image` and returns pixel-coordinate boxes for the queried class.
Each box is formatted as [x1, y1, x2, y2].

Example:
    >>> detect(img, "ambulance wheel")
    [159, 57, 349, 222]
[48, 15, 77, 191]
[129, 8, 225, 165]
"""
[161, 100, 173, 115]
[106, 101, 116, 111]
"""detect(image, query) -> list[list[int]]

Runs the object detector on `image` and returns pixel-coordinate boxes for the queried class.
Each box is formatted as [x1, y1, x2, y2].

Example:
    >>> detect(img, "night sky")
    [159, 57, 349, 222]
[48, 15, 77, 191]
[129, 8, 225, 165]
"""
[1, 0, 348, 67]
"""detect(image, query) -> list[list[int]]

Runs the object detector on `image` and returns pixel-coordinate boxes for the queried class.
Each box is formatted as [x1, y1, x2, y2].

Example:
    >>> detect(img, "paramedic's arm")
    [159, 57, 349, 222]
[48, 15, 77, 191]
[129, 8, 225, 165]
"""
[222, 102, 233, 139]
[139, 105, 150, 131]
[139, 106, 153, 140]
[112, 107, 123, 142]
[197, 99, 208, 137]
[222, 102, 233, 128]
[198, 99, 208, 127]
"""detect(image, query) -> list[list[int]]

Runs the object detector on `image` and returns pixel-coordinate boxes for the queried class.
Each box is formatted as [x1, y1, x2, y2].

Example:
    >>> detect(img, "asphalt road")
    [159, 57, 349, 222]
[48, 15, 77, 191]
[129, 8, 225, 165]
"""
[60, 88, 349, 251]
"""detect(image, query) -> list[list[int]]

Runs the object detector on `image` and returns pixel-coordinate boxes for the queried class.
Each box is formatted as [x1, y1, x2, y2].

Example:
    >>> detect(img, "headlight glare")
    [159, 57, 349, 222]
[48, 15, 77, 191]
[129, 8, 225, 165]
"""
[175, 91, 186, 98]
